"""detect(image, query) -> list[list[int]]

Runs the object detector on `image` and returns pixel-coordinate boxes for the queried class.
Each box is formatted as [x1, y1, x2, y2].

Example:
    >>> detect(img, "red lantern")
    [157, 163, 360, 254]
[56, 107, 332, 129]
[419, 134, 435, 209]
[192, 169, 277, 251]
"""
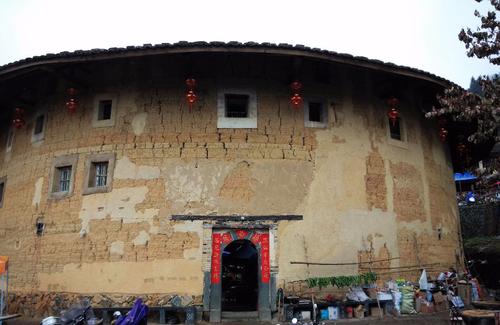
[185, 78, 197, 111]
[387, 108, 399, 126]
[12, 107, 25, 129]
[291, 93, 303, 107]
[186, 90, 197, 105]
[65, 98, 78, 113]
[290, 81, 303, 109]
[387, 97, 399, 126]
[439, 127, 448, 142]
[65, 88, 78, 113]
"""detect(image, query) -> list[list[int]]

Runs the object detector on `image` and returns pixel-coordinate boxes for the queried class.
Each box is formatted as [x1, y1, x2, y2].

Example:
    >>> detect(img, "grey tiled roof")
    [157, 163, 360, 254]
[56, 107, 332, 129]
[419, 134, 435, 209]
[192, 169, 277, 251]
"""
[0, 41, 454, 86]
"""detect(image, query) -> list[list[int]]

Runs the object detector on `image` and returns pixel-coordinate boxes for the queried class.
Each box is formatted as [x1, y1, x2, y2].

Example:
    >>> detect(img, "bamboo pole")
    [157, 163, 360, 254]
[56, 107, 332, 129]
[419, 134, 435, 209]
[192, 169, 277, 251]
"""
[359, 263, 442, 270]
[374, 267, 443, 276]
[290, 257, 400, 266]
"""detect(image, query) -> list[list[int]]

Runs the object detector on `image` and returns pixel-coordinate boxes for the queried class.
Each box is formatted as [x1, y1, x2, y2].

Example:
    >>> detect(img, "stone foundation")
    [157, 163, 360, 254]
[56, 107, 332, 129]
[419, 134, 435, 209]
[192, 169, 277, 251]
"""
[6, 292, 202, 317]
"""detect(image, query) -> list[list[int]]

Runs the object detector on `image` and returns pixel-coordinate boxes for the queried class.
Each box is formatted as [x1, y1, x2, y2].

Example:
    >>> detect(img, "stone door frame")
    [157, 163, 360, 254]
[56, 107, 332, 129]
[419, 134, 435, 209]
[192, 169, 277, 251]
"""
[205, 225, 273, 322]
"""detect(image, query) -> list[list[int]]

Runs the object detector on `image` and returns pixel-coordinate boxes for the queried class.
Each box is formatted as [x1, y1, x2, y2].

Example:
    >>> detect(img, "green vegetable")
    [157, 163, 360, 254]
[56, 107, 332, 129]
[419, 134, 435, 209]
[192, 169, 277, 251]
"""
[305, 272, 377, 289]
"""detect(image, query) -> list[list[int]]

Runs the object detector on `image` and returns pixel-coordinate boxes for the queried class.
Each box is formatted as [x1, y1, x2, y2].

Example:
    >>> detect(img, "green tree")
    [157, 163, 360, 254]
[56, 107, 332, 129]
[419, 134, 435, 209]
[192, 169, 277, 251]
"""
[425, 0, 499, 144]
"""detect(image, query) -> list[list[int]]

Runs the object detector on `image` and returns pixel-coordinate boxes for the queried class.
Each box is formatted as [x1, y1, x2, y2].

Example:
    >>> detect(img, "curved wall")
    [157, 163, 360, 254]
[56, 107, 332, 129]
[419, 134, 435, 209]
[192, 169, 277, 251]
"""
[0, 59, 460, 301]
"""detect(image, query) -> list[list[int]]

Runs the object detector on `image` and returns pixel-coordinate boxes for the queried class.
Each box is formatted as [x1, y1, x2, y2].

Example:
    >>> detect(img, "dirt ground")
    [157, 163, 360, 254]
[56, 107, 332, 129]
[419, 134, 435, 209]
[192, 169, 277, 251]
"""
[4, 311, 452, 325]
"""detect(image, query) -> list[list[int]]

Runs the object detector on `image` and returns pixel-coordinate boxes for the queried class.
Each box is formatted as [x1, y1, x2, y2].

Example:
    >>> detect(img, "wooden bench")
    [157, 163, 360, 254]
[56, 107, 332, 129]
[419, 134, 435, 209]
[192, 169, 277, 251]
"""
[94, 306, 196, 325]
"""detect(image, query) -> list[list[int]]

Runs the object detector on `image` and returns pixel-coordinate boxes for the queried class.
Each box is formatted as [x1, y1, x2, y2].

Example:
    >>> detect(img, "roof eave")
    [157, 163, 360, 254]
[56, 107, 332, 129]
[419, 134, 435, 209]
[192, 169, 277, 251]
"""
[0, 43, 454, 88]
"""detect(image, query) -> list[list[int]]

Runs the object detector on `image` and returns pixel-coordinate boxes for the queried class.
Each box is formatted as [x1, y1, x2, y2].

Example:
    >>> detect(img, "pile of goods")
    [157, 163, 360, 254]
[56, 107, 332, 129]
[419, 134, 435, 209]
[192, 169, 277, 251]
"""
[280, 267, 498, 323]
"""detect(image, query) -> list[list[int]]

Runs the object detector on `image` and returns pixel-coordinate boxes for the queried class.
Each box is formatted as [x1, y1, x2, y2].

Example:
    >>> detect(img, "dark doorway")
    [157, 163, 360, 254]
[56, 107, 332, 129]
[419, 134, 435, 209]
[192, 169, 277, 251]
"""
[221, 239, 259, 311]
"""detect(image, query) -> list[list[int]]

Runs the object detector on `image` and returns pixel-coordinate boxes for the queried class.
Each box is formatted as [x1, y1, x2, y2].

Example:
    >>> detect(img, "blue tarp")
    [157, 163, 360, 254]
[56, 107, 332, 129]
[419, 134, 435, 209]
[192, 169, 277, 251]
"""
[454, 172, 477, 181]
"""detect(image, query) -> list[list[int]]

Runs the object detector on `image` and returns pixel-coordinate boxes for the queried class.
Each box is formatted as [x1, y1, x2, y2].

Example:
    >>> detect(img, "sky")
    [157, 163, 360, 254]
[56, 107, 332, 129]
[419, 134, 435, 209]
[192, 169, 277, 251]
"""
[0, 0, 498, 88]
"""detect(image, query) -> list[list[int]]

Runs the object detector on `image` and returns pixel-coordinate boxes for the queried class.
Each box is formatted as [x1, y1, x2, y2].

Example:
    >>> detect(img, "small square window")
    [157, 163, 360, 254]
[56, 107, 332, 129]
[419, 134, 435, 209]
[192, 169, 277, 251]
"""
[386, 114, 407, 148]
[389, 118, 402, 140]
[225, 94, 249, 118]
[93, 94, 117, 127]
[0, 177, 6, 208]
[83, 153, 115, 195]
[98, 100, 113, 121]
[31, 112, 47, 143]
[308, 102, 323, 123]
[304, 99, 327, 128]
[34, 115, 45, 134]
[217, 88, 257, 128]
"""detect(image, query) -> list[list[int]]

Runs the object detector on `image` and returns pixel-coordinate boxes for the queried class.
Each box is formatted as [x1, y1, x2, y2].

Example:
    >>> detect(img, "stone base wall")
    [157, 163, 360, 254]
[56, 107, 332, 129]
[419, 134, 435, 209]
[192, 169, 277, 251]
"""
[6, 292, 202, 317]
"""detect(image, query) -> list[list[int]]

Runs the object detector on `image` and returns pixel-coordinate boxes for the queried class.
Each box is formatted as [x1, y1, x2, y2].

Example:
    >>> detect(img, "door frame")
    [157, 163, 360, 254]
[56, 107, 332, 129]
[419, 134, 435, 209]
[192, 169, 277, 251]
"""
[208, 227, 272, 322]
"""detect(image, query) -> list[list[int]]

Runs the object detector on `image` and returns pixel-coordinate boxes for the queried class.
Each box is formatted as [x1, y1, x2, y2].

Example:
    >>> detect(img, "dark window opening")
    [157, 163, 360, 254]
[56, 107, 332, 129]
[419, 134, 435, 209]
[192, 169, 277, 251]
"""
[308, 102, 323, 123]
[389, 117, 402, 140]
[98, 100, 113, 120]
[221, 239, 258, 311]
[0, 181, 5, 207]
[36, 217, 45, 236]
[34, 115, 45, 135]
[225, 94, 249, 118]
[53, 166, 72, 192]
[89, 161, 109, 187]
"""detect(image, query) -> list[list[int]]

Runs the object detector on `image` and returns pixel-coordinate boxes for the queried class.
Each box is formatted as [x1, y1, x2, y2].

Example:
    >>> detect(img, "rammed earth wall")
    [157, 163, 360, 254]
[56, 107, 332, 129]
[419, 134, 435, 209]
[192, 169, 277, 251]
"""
[0, 55, 461, 315]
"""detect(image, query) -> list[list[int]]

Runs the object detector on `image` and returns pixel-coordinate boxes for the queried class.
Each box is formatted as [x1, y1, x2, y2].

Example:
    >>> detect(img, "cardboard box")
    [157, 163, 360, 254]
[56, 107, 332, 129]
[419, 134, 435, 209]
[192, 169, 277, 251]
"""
[370, 306, 383, 317]
[433, 292, 445, 302]
[433, 292, 448, 312]
[435, 301, 448, 312]
[365, 288, 378, 299]
[354, 305, 365, 319]
[420, 302, 435, 314]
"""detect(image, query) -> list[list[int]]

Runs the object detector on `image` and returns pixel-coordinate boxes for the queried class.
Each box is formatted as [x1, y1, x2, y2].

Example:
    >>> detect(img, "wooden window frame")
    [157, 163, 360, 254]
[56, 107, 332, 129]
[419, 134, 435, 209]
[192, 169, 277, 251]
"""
[49, 154, 78, 199]
[83, 153, 116, 195]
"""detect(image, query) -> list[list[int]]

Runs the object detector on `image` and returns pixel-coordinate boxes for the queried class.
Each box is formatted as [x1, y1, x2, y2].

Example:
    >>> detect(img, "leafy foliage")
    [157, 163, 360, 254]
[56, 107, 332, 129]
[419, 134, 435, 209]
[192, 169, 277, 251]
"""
[459, 0, 500, 65]
[464, 235, 500, 255]
[306, 272, 378, 289]
[425, 0, 499, 144]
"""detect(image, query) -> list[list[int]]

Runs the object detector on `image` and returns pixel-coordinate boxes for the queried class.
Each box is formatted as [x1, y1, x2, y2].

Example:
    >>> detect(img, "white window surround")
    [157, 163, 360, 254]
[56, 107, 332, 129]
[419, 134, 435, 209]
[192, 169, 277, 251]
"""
[304, 98, 328, 128]
[217, 88, 257, 129]
[31, 111, 47, 143]
[5, 127, 14, 152]
[386, 114, 408, 149]
[92, 93, 118, 128]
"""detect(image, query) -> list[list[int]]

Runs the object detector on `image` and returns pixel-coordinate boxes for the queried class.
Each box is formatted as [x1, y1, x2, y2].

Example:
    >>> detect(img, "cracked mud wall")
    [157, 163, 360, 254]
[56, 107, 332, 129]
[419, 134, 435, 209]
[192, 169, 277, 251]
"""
[0, 64, 460, 299]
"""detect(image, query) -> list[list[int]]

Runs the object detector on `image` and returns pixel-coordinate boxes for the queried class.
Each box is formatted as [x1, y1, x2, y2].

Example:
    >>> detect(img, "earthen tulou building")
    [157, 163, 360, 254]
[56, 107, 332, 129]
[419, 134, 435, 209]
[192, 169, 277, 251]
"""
[0, 42, 461, 321]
